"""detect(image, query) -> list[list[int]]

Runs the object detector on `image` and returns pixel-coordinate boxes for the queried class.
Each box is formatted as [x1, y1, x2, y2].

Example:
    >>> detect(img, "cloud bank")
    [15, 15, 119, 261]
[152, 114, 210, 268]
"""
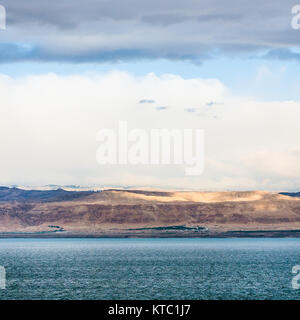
[0, 71, 299, 190]
[0, 0, 299, 63]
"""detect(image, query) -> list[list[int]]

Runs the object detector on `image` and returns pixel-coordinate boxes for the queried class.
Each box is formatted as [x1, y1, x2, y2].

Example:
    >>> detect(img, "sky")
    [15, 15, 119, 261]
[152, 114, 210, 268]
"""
[0, 0, 300, 191]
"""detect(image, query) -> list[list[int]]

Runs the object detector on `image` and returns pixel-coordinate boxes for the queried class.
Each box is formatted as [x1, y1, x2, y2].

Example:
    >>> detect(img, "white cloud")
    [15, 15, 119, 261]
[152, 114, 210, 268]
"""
[0, 71, 299, 190]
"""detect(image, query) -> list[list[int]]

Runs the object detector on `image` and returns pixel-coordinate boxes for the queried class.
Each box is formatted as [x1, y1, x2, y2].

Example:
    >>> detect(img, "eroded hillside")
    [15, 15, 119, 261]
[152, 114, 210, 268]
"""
[0, 188, 300, 235]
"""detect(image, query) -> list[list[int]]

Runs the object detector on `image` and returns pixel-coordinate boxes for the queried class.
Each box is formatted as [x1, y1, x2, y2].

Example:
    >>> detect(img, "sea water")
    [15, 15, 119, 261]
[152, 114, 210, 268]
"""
[0, 238, 299, 300]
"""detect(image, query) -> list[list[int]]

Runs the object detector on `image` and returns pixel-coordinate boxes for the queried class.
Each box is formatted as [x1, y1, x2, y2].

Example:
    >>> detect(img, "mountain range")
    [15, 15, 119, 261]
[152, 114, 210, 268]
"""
[0, 187, 300, 237]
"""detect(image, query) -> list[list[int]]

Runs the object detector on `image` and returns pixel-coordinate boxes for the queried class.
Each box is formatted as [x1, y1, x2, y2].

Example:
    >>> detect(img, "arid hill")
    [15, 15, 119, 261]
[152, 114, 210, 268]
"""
[0, 188, 300, 236]
[0, 186, 94, 202]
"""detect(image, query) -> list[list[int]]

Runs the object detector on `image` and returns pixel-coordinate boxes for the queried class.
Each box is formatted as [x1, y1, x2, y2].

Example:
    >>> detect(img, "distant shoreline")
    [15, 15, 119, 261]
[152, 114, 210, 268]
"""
[1, 229, 300, 238]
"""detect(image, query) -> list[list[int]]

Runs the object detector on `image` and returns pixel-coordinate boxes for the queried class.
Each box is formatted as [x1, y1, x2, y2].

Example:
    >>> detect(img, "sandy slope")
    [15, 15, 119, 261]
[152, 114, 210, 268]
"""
[0, 189, 299, 235]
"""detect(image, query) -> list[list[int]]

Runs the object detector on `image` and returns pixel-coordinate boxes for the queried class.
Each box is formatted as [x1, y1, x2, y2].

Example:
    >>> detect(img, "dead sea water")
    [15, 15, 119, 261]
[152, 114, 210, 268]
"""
[0, 238, 299, 300]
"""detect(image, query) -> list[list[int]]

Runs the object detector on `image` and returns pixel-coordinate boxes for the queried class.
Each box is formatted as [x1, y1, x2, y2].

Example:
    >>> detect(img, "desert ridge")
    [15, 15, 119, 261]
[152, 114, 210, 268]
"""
[0, 187, 299, 236]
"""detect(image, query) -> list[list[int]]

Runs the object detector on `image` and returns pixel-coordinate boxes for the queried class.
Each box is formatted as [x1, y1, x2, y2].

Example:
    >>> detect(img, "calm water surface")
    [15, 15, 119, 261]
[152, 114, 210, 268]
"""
[0, 238, 299, 300]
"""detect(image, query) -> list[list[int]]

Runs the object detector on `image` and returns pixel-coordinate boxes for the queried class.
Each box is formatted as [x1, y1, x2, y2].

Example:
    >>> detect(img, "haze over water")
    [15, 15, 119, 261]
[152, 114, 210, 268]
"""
[0, 238, 299, 300]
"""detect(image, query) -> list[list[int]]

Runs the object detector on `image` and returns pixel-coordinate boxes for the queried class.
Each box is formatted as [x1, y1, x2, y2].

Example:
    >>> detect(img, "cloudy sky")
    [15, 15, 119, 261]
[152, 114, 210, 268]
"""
[0, 0, 299, 190]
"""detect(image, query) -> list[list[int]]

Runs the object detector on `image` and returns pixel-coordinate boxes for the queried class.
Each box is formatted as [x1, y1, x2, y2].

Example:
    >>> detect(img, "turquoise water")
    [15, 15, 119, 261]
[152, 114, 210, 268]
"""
[0, 238, 299, 300]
